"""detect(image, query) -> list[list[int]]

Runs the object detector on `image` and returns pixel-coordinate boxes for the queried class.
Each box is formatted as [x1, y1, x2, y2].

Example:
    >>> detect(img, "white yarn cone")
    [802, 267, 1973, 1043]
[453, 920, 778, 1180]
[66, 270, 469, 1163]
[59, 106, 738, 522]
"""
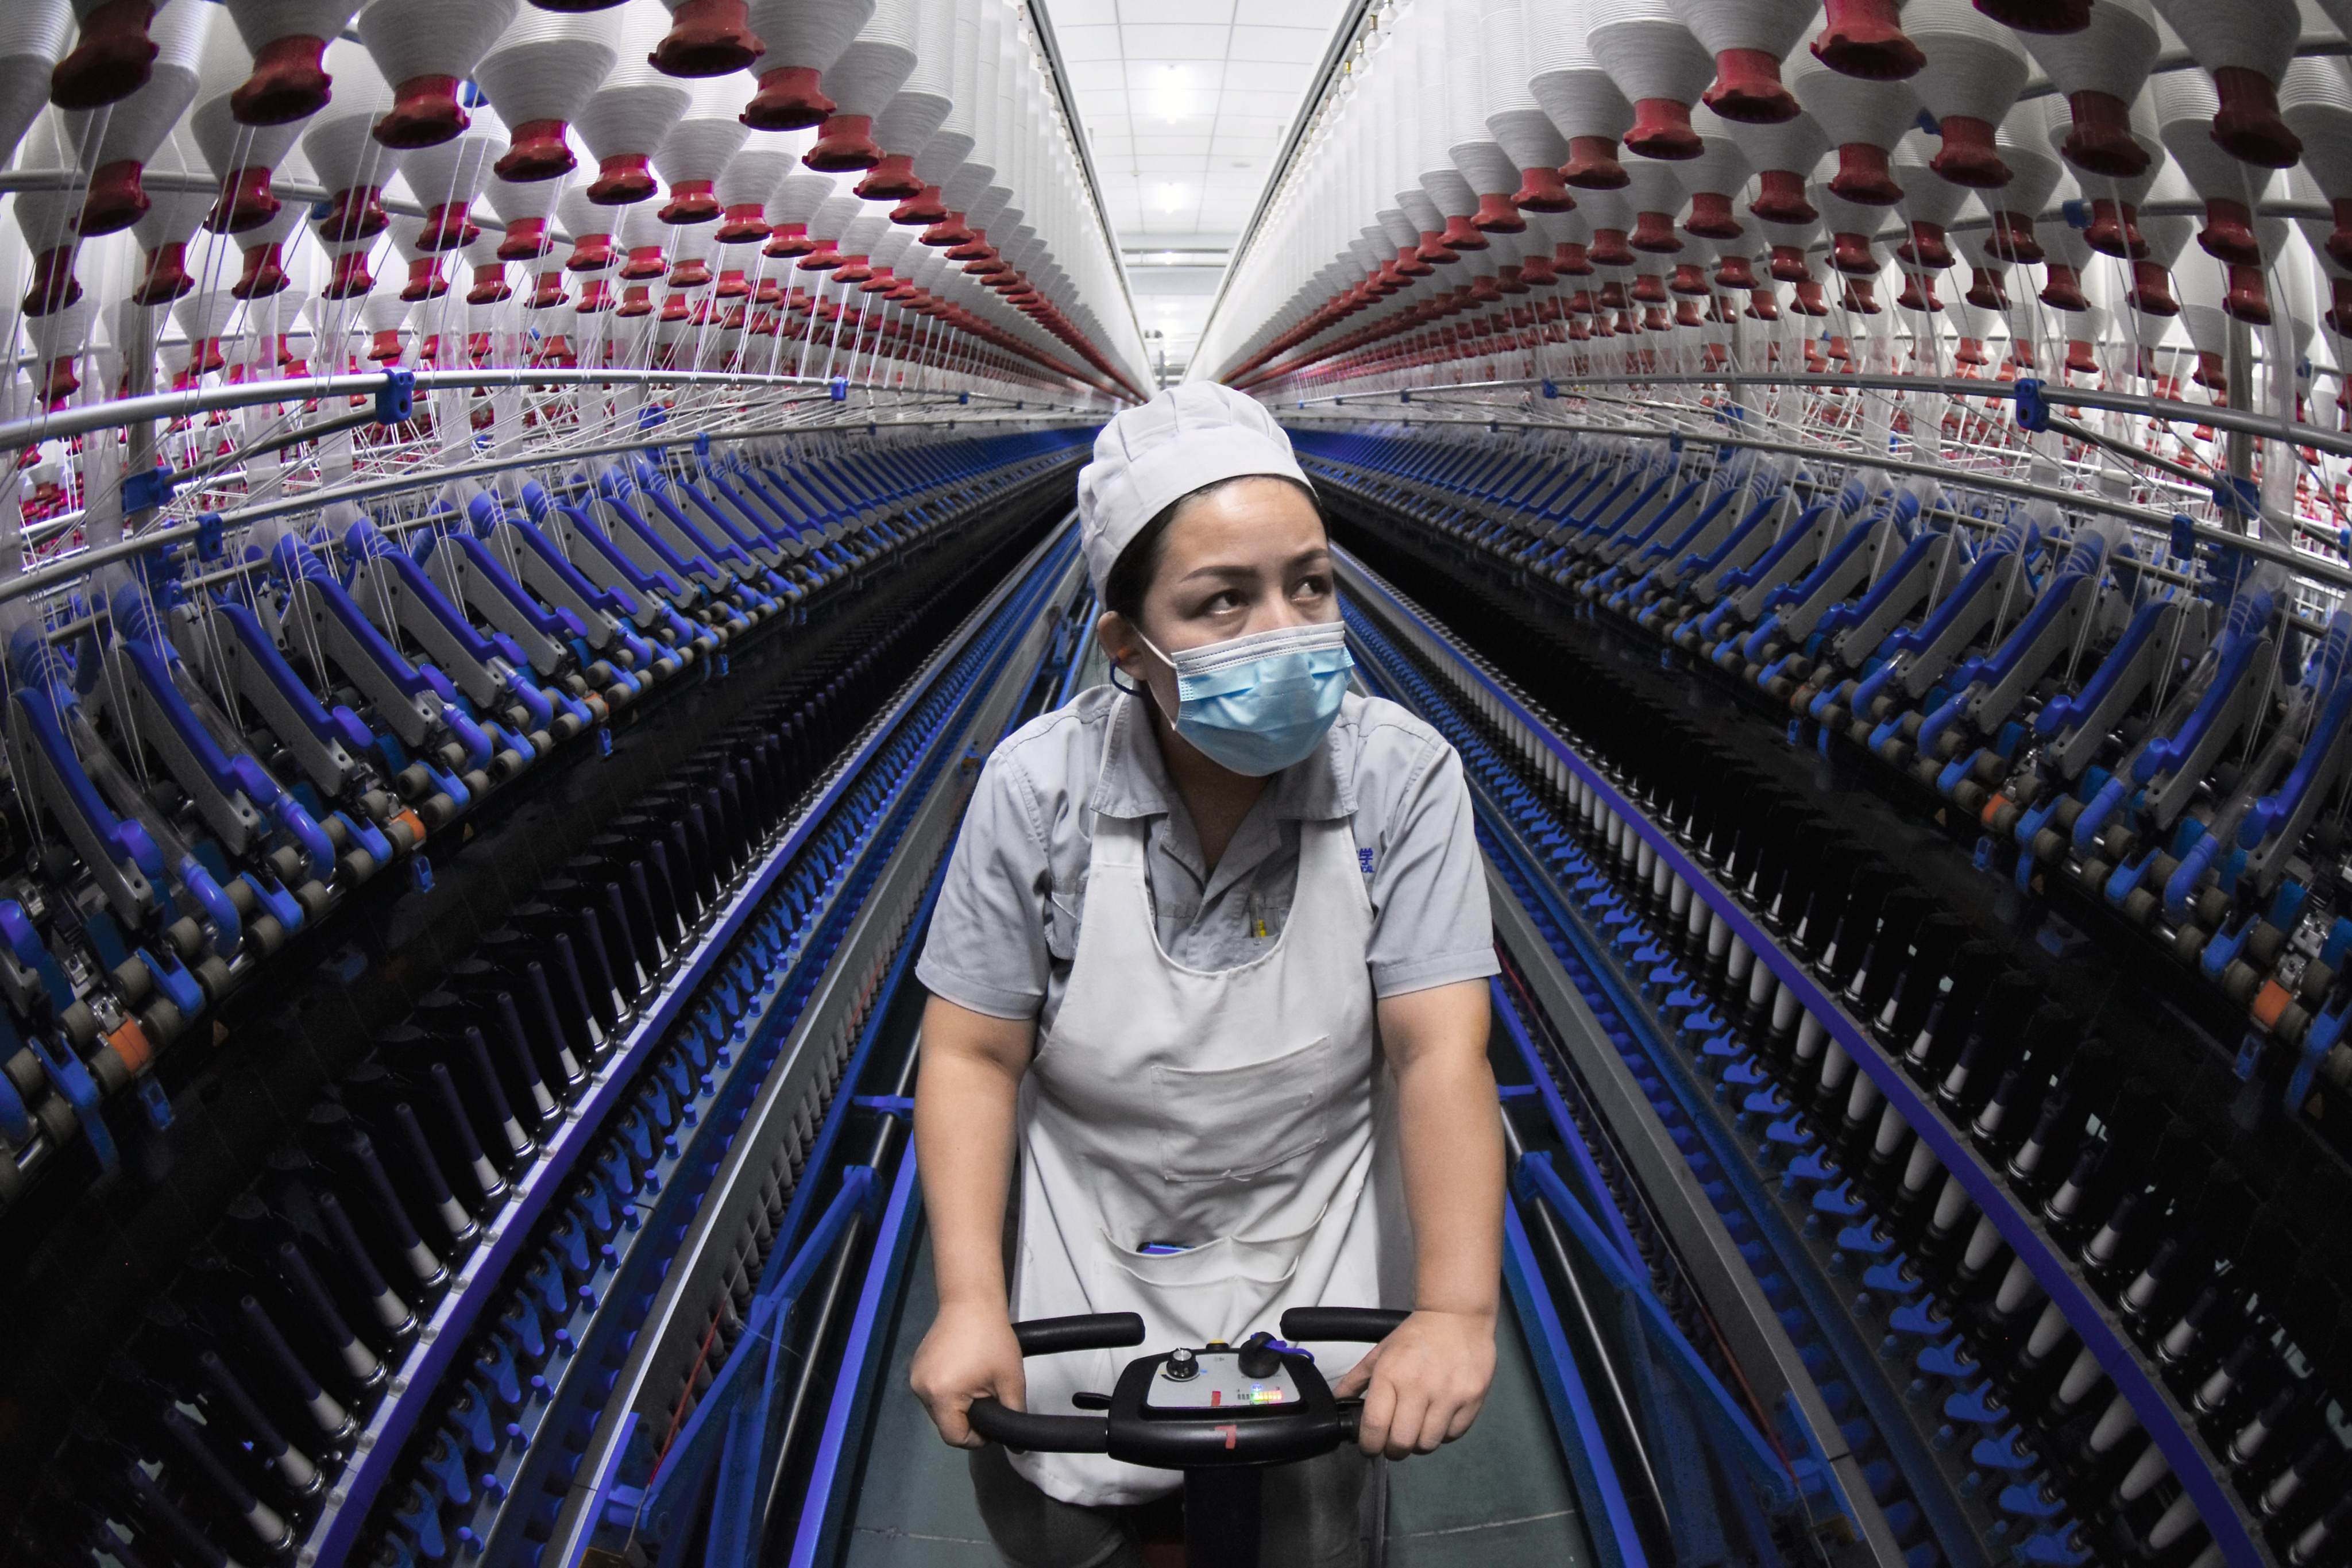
[0, 1, 74, 169]
[835, 210, 889, 275]
[1585, 0, 1714, 161]
[396, 104, 507, 252]
[2287, 167, 2352, 338]
[1813, 153, 1896, 276]
[1525, 0, 1636, 187]
[485, 170, 568, 261]
[1681, 107, 1754, 241]
[61, 0, 207, 238]
[299, 38, 395, 241]
[615, 196, 674, 281]
[2013, 0, 2161, 180]
[2148, 0, 2305, 169]
[1903, 0, 2029, 189]
[1888, 130, 1965, 269]
[473, 6, 620, 183]
[1789, 44, 1918, 207]
[14, 115, 83, 317]
[1443, 0, 1524, 232]
[867, 0, 956, 196]
[2284, 56, 2352, 276]
[1481, 0, 1570, 212]
[2036, 185, 2095, 312]
[770, 167, 839, 254]
[1741, 111, 1831, 225]
[315, 227, 378, 302]
[576, 1, 692, 207]
[1669, 0, 1816, 124]
[355, 0, 522, 150]
[911, 0, 980, 194]
[2038, 88, 2162, 259]
[2174, 254, 2233, 385]
[650, 75, 750, 223]
[383, 180, 434, 262]
[171, 285, 244, 373]
[808, 0, 920, 173]
[129, 125, 214, 304]
[190, 16, 307, 234]
[219, 0, 360, 125]
[556, 183, 619, 272]
[2153, 69, 2277, 273]
[743, 0, 875, 131]
[227, 169, 310, 300]
[804, 191, 863, 261]
[357, 281, 408, 361]
[715, 144, 794, 243]
[1983, 103, 2061, 264]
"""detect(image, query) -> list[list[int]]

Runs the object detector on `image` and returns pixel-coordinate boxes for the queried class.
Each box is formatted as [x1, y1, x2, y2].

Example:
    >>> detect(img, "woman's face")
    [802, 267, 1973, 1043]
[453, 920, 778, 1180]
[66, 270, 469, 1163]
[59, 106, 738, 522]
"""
[1098, 476, 1337, 725]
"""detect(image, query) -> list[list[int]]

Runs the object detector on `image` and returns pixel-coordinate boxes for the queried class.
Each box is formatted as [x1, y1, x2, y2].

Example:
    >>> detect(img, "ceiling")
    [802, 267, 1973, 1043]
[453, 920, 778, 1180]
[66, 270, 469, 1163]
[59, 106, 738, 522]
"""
[1041, 0, 1351, 382]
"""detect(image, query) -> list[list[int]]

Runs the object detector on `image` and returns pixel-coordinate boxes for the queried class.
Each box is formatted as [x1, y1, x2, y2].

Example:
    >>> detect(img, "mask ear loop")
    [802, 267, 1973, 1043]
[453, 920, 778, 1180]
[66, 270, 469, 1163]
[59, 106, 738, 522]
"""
[1110, 631, 1178, 719]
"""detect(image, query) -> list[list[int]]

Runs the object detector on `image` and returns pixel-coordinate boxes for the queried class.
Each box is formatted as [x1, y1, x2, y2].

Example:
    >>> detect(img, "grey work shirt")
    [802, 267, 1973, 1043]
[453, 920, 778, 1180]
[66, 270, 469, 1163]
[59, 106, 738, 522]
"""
[916, 682, 1499, 1036]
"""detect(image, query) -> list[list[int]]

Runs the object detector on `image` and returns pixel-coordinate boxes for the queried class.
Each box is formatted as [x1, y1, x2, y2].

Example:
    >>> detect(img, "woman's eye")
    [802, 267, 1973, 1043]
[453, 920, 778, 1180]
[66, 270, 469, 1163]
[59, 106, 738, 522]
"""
[1293, 576, 1331, 600]
[1200, 591, 1242, 614]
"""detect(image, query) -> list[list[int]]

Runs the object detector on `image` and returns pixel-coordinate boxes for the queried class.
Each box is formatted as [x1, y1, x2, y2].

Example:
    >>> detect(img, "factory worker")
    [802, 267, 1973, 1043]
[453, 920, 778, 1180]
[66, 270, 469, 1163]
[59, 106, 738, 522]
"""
[909, 384, 1505, 1567]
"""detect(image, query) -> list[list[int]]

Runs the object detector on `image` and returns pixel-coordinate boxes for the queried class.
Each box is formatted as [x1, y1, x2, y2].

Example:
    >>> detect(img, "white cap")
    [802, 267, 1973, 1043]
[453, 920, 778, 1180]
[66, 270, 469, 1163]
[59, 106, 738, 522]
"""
[1076, 384, 1311, 602]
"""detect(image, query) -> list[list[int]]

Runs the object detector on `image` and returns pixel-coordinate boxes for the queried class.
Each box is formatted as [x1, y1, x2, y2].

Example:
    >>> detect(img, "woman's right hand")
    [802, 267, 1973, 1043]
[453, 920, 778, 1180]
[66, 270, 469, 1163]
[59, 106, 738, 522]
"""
[910, 1300, 1027, 1448]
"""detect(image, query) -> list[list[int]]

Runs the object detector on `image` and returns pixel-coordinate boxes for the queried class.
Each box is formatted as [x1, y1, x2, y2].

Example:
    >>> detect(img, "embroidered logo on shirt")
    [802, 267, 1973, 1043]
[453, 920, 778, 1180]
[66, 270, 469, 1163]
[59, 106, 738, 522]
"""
[1358, 849, 1375, 876]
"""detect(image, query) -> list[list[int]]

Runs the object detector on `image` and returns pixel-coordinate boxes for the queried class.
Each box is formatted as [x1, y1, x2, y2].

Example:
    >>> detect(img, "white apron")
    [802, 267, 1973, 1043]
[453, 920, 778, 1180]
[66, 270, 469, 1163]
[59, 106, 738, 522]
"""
[1007, 741, 1413, 1506]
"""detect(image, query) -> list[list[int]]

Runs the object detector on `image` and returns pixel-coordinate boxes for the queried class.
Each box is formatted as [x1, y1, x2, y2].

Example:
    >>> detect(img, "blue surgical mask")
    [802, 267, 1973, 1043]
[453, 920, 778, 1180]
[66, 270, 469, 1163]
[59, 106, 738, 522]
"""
[1133, 620, 1354, 777]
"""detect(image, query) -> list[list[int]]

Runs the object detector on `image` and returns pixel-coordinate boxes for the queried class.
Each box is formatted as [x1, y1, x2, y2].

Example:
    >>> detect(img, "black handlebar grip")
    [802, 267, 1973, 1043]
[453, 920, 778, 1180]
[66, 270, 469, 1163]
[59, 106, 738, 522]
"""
[1280, 1308, 1411, 1343]
[966, 1397, 1112, 1454]
[1010, 1313, 1147, 1357]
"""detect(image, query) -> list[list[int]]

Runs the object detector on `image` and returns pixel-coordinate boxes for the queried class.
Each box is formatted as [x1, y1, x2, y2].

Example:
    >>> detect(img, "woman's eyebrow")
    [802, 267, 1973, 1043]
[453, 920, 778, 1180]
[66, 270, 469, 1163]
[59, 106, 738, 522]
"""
[1174, 562, 1264, 585]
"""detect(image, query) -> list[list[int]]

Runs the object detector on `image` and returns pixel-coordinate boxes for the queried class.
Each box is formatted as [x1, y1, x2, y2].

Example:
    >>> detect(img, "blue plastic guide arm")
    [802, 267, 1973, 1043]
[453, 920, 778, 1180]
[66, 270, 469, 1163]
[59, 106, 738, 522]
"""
[1503, 1204, 1647, 1568]
[628, 1161, 880, 1536]
[785, 1152, 925, 1568]
[1513, 1153, 1797, 1511]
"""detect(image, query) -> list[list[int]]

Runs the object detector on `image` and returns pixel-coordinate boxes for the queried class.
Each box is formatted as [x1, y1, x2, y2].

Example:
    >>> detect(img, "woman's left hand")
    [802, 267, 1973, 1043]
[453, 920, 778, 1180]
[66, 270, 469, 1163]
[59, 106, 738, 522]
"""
[1332, 1307, 1497, 1459]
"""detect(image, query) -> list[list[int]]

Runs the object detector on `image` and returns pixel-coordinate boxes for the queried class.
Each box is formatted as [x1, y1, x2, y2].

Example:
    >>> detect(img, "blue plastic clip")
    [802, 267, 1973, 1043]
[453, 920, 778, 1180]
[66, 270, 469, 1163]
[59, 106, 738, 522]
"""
[412, 854, 434, 893]
[2061, 198, 2092, 231]
[1399, 389, 1412, 404]
[2213, 473, 2261, 524]
[598, 727, 615, 758]
[193, 511, 225, 561]
[2169, 512, 2200, 565]
[828, 376, 849, 402]
[956, 389, 970, 405]
[138, 1077, 173, 1130]
[122, 464, 177, 513]
[2012, 378, 2048, 433]
[2234, 1030, 2266, 1082]
[375, 367, 415, 426]
[638, 404, 667, 431]
[1541, 379, 1559, 399]
[693, 431, 712, 461]
[26, 1031, 115, 1171]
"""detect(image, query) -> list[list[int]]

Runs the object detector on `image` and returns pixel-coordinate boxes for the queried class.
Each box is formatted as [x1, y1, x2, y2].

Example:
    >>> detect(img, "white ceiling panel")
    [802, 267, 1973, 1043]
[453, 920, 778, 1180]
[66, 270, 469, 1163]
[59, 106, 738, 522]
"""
[1044, 0, 1352, 383]
[1057, 25, 1123, 59]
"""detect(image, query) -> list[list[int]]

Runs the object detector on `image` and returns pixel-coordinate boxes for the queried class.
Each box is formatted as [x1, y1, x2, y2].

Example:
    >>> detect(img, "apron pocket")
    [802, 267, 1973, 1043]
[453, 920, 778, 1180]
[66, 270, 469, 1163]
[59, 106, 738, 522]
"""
[1150, 1034, 1334, 1184]
[1098, 1223, 1316, 1349]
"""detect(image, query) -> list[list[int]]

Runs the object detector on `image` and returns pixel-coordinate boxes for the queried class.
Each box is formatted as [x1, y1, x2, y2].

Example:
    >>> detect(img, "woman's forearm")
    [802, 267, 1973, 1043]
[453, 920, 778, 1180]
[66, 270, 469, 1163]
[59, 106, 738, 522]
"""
[1384, 981, 1504, 1319]
[914, 997, 1032, 1314]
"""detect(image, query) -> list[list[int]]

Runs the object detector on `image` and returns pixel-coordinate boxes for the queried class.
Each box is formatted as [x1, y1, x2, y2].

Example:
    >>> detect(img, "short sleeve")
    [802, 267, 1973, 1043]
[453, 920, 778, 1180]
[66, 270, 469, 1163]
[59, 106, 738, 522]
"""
[1363, 738, 1499, 998]
[917, 747, 1053, 1019]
